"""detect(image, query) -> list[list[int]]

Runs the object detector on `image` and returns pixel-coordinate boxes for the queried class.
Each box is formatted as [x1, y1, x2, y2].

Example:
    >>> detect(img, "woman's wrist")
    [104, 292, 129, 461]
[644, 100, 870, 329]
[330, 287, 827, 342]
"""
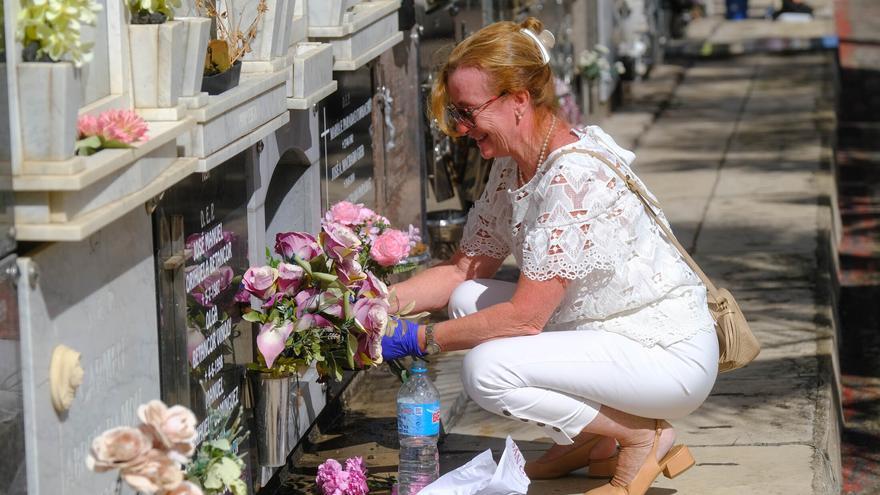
[417, 325, 427, 353]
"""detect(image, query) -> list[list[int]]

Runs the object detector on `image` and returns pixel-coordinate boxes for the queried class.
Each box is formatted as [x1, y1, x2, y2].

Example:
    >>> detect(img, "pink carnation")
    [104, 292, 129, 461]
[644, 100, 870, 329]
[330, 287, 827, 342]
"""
[78, 114, 102, 137]
[316, 457, 369, 495]
[97, 110, 149, 144]
[370, 229, 410, 267]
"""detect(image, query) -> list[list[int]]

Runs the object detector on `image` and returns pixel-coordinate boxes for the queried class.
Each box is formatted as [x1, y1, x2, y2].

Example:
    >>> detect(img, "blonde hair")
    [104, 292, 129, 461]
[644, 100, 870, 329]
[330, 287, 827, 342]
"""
[429, 17, 558, 136]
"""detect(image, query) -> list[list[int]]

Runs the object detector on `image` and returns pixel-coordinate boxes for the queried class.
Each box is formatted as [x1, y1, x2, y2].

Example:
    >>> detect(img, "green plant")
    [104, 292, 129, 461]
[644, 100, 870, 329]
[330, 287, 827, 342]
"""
[186, 407, 249, 495]
[16, 0, 102, 67]
[128, 0, 180, 24]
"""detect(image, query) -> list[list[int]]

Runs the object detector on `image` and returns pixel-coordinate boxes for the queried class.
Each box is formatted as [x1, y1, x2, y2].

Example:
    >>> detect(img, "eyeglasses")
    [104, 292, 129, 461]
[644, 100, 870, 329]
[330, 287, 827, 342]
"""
[446, 92, 507, 130]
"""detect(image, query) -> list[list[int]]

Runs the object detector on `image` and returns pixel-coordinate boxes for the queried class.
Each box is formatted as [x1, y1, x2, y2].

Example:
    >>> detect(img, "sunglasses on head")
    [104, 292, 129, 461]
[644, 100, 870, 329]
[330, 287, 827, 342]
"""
[446, 92, 507, 130]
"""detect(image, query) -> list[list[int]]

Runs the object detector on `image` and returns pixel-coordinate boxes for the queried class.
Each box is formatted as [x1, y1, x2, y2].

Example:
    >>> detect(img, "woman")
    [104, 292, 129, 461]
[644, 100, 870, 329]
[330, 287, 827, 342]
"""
[381, 17, 718, 495]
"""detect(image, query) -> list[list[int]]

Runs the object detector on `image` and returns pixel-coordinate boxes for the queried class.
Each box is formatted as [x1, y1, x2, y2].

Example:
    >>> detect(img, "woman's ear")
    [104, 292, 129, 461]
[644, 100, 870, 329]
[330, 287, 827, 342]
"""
[510, 89, 531, 115]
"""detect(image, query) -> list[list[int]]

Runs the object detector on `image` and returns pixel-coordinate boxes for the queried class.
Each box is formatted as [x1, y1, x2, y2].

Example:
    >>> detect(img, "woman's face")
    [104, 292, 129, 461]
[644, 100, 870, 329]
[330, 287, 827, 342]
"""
[446, 67, 516, 159]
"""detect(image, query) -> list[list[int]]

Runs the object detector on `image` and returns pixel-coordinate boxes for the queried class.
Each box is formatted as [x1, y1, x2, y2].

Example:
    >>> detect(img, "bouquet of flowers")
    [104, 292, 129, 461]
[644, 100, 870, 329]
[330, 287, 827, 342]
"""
[239, 202, 424, 381]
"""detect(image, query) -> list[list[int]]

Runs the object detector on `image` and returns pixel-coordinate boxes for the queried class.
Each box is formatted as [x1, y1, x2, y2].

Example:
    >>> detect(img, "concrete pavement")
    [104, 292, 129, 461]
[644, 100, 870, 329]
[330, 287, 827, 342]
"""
[278, 5, 842, 494]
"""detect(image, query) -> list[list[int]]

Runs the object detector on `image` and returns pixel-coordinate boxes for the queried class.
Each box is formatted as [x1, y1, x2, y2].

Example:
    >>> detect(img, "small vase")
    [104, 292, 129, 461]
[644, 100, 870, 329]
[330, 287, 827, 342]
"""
[17, 61, 81, 161]
[201, 60, 242, 96]
[128, 21, 186, 108]
[247, 370, 294, 467]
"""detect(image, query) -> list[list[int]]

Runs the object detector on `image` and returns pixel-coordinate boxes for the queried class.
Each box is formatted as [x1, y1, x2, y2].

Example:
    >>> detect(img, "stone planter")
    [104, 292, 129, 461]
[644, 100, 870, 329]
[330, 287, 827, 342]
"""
[248, 370, 294, 467]
[308, 0, 359, 27]
[244, 0, 295, 62]
[128, 21, 187, 108]
[17, 62, 82, 161]
[178, 17, 211, 97]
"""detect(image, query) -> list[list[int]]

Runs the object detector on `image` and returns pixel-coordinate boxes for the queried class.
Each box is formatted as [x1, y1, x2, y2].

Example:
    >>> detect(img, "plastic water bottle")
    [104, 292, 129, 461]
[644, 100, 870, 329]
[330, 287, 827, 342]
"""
[397, 360, 441, 495]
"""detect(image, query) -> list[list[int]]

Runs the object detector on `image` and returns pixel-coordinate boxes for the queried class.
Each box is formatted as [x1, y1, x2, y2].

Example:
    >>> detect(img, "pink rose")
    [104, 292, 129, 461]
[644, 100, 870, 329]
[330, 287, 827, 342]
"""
[234, 289, 251, 303]
[316, 459, 351, 495]
[137, 400, 197, 458]
[120, 449, 184, 493]
[321, 223, 362, 262]
[370, 229, 411, 267]
[275, 232, 322, 261]
[358, 271, 389, 300]
[336, 258, 366, 286]
[277, 262, 305, 295]
[257, 320, 294, 369]
[353, 297, 390, 334]
[345, 457, 369, 495]
[86, 426, 153, 472]
[294, 288, 321, 315]
[355, 328, 383, 367]
[242, 266, 278, 299]
[325, 201, 375, 226]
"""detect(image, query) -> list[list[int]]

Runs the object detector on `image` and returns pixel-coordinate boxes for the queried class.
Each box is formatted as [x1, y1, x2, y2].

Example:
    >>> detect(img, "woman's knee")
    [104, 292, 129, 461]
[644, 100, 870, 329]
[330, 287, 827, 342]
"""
[447, 280, 487, 319]
[460, 341, 511, 407]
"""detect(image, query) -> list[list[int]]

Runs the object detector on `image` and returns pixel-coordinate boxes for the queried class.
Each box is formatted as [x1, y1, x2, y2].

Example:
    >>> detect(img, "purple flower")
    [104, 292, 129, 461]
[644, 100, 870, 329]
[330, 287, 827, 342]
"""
[353, 297, 389, 334]
[294, 313, 333, 332]
[275, 232, 322, 262]
[256, 320, 293, 369]
[242, 266, 278, 299]
[261, 292, 285, 309]
[336, 258, 366, 287]
[294, 288, 321, 316]
[358, 272, 389, 300]
[315, 457, 369, 495]
[345, 457, 369, 495]
[321, 223, 362, 262]
[234, 289, 251, 303]
[277, 263, 305, 295]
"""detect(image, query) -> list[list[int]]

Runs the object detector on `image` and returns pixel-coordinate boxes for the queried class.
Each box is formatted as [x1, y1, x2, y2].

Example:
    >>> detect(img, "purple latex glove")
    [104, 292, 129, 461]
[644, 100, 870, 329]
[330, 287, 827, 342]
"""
[381, 318, 425, 361]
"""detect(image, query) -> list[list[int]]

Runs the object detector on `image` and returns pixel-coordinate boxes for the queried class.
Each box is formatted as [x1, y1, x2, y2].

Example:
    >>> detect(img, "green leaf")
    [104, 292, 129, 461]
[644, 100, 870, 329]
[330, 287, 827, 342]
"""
[74, 135, 101, 156]
[208, 438, 231, 451]
[205, 457, 242, 489]
[346, 332, 357, 368]
[241, 310, 263, 323]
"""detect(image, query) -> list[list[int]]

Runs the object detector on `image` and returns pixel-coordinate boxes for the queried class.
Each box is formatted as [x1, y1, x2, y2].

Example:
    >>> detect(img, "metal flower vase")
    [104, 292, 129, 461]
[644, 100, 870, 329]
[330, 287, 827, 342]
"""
[248, 370, 294, 467]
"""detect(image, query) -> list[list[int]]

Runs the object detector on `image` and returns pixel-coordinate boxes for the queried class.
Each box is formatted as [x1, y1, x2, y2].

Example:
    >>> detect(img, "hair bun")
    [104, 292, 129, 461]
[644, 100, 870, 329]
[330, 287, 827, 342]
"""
[537, 29, 556, 51]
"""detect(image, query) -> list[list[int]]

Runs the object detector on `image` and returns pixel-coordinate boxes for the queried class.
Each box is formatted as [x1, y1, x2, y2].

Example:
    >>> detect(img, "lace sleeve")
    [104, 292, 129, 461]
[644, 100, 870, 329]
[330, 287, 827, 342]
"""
[459, 161, 513, 259]
[521, 156, 628, 284]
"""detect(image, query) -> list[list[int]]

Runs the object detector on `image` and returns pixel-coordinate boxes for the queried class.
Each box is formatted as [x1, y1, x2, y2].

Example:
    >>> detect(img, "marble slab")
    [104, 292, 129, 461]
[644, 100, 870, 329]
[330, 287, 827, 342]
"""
[178, 17, 212, 98]
[17, 62, 81, 162]
[287, 42, 334, 99]
[307, 0, 361, 28]
[307, 0, 397, 37]
[318, 11, 399, 61]
[287, 80, 337, 110]
[17, 207, 161, 494]
[332, 31, 403, 72]
[243, 0, 296, 62]
[14, 157, 198, 241]
[185, 71, 288, 158]
[128, 21, 187, 109]
[195, 112, 290, 172]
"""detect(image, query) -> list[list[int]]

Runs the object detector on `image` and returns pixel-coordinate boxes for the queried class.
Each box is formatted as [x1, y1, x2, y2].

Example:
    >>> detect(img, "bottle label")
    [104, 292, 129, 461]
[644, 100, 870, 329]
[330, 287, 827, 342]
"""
[398, 401, 441, 436]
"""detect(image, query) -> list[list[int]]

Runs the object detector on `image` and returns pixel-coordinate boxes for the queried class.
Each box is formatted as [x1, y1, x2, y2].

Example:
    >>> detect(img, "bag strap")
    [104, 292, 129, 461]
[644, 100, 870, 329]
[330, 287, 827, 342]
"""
[537, 147, 721, 298]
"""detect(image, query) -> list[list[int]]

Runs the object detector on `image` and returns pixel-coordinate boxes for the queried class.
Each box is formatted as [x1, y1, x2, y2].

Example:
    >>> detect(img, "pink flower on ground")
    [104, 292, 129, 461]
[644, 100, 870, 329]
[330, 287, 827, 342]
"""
[321, 223, 362, 262]
[97, 109, 148, 144]
[257, 320, 294, 369]
[78, 114, 102, 137]
[242, 266, 278, 300]
[275, 232, 322, 262]
[316, 459, 351, 495]
[277, 262, 305, 295]
[370, 229, 411, 267]
[324, 201, 375, 226]
[120, 449, 184, 493]
[86, 426, 153, 472]
[345, 457, 369, 495]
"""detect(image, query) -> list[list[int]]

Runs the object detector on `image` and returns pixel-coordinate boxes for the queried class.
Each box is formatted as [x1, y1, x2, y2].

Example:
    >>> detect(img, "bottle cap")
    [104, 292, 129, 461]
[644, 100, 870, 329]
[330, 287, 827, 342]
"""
[410, 360, 428, 373]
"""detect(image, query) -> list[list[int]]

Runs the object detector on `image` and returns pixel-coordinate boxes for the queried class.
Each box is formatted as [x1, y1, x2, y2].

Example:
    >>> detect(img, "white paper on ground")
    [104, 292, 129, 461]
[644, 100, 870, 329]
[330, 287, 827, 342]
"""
[418, 436, 530, 495]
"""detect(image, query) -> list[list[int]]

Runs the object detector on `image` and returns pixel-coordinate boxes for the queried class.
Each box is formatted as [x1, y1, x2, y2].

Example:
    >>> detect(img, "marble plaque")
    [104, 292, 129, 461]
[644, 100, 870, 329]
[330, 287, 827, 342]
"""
[319, 66, 376, 209]
[17, 208, 160, 495]
[152, 152, 256, 492]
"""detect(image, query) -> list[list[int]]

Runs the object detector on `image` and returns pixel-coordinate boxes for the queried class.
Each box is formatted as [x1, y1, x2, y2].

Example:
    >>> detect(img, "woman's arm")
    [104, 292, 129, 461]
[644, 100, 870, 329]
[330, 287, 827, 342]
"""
[390, 249, 506, 314]
[415, 273, 567, 352]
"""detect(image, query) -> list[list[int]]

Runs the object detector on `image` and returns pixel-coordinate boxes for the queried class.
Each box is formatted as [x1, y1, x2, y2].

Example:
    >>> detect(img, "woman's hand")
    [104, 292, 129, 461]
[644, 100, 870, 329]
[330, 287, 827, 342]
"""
[381, 319, 425, 361]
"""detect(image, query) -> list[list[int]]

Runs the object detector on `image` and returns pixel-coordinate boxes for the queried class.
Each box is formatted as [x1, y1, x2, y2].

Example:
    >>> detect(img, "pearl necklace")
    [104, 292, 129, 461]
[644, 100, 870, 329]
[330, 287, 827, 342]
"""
[518, 115, 558, 187]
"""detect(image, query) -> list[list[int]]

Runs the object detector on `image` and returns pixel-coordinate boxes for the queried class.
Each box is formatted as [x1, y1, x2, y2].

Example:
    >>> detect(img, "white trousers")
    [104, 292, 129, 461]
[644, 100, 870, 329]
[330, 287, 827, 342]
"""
[451, 279, 719, 445]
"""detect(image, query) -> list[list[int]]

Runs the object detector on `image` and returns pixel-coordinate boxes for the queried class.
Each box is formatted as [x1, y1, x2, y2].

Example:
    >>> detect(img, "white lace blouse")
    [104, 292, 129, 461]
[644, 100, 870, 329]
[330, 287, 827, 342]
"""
[460, 126, 716, 347]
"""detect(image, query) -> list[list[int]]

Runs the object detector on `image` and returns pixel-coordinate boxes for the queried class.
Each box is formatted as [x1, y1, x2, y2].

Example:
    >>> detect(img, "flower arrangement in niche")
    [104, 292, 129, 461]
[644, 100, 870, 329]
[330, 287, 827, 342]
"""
[128, 0, 181, 24]
[76, 109, 149, 156]
[195, 0, 268, 76]
[16, 0, 103, 67]
[239, 202, 425, 381]
[87, 400, 198, 494]
[578, 44, 625, 83]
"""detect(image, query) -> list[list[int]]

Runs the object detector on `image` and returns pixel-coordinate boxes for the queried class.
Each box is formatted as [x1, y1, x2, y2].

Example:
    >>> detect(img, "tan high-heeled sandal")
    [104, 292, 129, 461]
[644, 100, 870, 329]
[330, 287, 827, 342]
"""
[583, 420, 694, 495]
[525, 435, 619, 480]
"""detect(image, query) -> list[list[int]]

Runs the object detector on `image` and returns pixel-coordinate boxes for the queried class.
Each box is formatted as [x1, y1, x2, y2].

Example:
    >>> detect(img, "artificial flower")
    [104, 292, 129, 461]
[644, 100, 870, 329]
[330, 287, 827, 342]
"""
[256, 320, 294, 369]
[121, 449, 185, 493]
[137, 400, 198, 458]
[86, 426, 153, 472]
[275, 231, 322, 262]
[241, 266, 278, 299]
